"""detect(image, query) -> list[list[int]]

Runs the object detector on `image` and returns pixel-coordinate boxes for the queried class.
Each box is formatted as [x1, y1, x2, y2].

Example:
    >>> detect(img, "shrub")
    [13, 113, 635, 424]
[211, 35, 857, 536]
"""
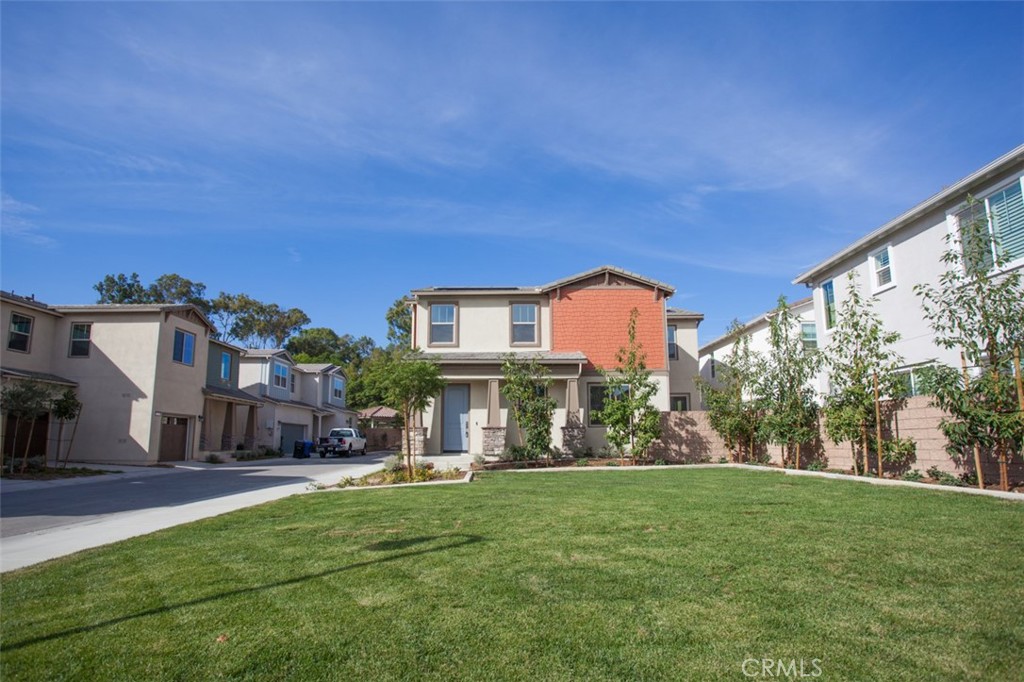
[575, 458, 589, 467]
[718, 456, 729, 464]
[902, 470, 924, 482]
[204, 454, 224, 464]
[383, 455, 403, 472]
[339, 476, 356, 488]
[606, 461, 620, 467]
[807, 461, 825, 471]
[927, 466, 965, 487]
[472, 454, 486, 467]
[654, 459, 667, 466]
[235, 443, 245, 451]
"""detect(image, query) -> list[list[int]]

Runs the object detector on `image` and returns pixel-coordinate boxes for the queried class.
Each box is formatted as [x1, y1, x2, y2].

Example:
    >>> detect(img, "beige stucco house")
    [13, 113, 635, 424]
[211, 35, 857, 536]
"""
[1, 292, 217, 464]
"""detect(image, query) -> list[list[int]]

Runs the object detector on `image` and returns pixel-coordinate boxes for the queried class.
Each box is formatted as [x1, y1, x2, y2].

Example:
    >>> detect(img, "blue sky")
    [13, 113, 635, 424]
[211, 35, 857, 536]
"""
[3, 2, 1022, 346]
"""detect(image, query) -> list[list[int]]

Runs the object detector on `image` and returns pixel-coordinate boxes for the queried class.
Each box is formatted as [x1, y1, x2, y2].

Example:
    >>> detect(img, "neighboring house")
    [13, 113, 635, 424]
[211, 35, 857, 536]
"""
[359, 406, 399, 428]
[1, 292, 218, 464]
[201, 339, 263, 452]
[238, 350, 357, 451]
[697, 297, 824, 404]
[793, 144, 1024, 394]
[408, 265, 701, 456]
[666, 307, 704, 412]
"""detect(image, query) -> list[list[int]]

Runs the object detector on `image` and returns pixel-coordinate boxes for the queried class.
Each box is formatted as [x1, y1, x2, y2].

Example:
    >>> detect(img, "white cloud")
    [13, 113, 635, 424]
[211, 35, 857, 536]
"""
[1, 194, 56, 247]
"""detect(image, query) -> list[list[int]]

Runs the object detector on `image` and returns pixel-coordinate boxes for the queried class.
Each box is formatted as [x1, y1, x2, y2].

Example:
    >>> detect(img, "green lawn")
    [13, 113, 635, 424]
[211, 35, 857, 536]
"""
[2, 470, 1023, 681]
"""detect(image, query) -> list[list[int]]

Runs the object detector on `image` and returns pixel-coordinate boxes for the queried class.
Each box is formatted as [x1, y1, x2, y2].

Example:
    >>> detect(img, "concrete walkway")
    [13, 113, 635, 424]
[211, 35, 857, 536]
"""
[0, 454, 391, 572]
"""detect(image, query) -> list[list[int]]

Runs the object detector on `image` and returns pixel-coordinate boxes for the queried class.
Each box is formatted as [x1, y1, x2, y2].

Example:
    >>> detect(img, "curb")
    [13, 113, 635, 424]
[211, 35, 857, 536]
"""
[487, 463, 1023, 501]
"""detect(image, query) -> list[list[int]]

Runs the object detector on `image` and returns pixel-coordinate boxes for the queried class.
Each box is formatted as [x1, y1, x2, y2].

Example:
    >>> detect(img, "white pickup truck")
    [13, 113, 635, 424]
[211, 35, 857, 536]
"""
[316, 428, 367, 457]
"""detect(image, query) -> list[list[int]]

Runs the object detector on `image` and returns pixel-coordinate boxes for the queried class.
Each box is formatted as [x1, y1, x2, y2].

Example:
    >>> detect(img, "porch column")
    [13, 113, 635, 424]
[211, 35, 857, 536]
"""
[244, 405, 256, 450]
[221, 402, 234, 450]
[482, 378, 506, 456]
[562, 378, 585, 454]
[200, 400, 211, 451]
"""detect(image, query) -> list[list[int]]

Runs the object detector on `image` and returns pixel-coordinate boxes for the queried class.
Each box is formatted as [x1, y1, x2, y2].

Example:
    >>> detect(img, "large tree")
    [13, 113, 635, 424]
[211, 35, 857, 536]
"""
[208, 293, 309, 349]
[94, 272, 208, 312]
[915, 197, 1024, 490]
[697, 320, 765, 463]
[385, 298, 412, 349]
[760, 296, 821, 469]
[822, 272, 907, 476]
[595, 308, 661, 465]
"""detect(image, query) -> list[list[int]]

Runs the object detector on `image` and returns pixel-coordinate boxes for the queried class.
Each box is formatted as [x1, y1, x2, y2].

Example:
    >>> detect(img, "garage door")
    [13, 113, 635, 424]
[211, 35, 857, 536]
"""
[280, 423, 306, 452]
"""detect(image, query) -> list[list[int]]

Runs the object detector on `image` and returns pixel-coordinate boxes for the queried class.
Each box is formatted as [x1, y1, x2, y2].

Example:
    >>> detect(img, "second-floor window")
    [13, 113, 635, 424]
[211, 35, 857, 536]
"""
[172, 329, 195, 366]
[511, 303, 538, 345]
[955, 180, 1024, 271]
[69, 323, 92, 357]
[801, 323, 817, 350]
[667, 325, 678, 360]
[870, 245, 894, 291]
[430, 304, 456, 345]
[7, 313, 32, 353]
[332, 376, 345, 401]
[273, 362, 289, 388]
[822, 281, 836, 330]
[290, 371, 296, 393]
[220, 352, 231, 381]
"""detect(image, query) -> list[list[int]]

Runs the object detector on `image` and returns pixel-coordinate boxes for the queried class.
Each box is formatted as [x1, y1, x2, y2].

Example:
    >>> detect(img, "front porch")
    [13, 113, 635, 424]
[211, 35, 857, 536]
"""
[199, 386, 261, 455]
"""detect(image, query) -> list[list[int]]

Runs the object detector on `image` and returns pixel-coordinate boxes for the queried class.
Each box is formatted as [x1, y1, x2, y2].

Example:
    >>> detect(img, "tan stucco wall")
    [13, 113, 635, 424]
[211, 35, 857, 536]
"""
[1, 301, 61, 374]
[415, 296, 552, 352]
[667, 319, 700, 409]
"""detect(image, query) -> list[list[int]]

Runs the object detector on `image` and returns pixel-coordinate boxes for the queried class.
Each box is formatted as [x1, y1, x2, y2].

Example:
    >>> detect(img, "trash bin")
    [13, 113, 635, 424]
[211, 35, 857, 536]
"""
[293, 440, 311, 459]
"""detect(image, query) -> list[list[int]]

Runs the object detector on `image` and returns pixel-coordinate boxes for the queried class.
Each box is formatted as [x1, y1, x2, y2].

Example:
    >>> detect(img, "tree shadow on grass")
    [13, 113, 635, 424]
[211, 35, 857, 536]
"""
[2, 533, 485, 653]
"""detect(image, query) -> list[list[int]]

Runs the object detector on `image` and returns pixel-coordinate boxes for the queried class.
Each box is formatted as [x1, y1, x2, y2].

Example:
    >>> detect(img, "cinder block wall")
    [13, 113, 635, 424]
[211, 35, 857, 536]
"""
[652, 397, 1023, 481]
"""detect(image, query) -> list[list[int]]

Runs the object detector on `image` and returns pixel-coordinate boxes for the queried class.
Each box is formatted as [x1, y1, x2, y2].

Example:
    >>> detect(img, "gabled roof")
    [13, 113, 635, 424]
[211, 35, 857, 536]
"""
[698, 296, 813, 355]
[295, 363, 337, 374]
[411, 265, 676, 297]
[793, 144, 1024, 285]
[241, 348, 295, 363]
[360, 406, 399, 420]
[210, 337, 245, 352]
[202, 384, 263, 406]
[540, 265, 675, 294]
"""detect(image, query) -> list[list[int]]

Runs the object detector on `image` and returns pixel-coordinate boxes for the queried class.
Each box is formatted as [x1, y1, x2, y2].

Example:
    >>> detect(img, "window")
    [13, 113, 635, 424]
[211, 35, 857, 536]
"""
[822, 281, 836, 330]
[668, 325, 678, 360]
[172, 329, 195, 365]
[870, 245, 894, 291]
[430, 304, 456, 345]
[588, 384, 627, 426]
[220, 352, 231, 381]
[896, 365, 935, 398]
[955, 180, 1024, 270]
[710, 354, 716, 379]
[290, 371, 296, 393]
[7, 313, 32, 352]
[273, 362, 289, 388]
[801, 323, 817, 350]
[510, 303, 538, 345]
[69, 323, 92, 357]
[332, 376, 345, 401]
[670, 394, 690, 411]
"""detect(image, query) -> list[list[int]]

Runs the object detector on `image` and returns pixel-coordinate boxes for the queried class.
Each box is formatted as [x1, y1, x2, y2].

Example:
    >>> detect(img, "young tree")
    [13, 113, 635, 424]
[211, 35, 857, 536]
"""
[760, 296, 821, 469]
[365, 350, 446, 478]
[1, 380, 55, 474]
[915, 197, 1024, 490]
[51, 389, 83, 469]
[501, 354, 557, 462]
[696, 321, 765, 463]
[822, 272, 906, 476]
[595, 308, 661, 465]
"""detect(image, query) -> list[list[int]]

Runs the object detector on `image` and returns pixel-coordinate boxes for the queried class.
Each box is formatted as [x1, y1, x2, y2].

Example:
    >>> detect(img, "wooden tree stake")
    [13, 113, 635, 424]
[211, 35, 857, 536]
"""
[873, 371, 884, 478]
[961, 352, 985, 490]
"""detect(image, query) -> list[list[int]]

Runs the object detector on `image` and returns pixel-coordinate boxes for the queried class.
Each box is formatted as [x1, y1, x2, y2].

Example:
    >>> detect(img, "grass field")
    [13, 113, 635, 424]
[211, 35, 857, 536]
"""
[2, 469, 1022, 681]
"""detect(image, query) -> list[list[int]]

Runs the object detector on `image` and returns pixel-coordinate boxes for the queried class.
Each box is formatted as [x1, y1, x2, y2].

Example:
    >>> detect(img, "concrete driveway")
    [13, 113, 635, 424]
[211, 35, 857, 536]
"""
[0, 452, 393, 572]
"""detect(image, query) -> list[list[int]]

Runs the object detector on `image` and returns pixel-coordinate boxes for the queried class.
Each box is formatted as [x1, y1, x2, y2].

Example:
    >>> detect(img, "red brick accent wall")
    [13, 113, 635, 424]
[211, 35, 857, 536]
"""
[550, 284, 666, 371]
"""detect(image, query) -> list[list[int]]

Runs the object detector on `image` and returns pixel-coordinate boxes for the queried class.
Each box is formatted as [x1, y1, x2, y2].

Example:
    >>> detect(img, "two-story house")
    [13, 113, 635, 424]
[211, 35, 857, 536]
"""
[201, 338, 263, 453]
[409, 265, 702, 456]
[793, 144, 1024, 393]
[1, 292, 217, 464]
[697, 297, 825, 404]
[238, 350, 357, 451]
